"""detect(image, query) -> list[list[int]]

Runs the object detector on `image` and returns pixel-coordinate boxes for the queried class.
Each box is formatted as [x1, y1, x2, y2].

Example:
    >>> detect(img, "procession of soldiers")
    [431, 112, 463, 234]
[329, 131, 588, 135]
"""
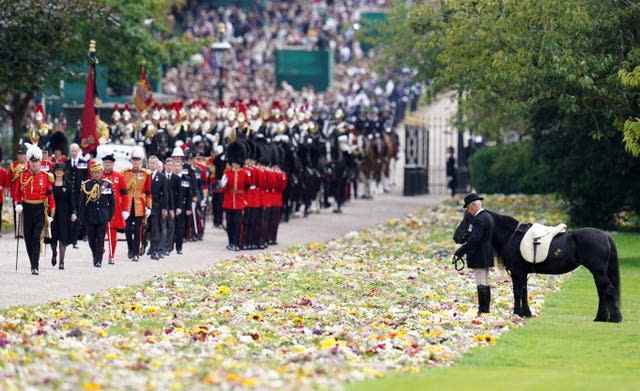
[6, 97, 400, 276]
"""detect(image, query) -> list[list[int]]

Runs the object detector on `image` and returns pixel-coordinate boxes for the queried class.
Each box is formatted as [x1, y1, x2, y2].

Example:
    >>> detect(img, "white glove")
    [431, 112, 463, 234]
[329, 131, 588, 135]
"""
[71, 213, 77, 222]
[218, 175, 228, 189]
[176, 208, 182, 215]
[145, 208, 151, 218]
[48, 217, 54, 224]
[200, 200, 206, 208]
[15, 204, 23, 214]
[122, 211, 130, 221]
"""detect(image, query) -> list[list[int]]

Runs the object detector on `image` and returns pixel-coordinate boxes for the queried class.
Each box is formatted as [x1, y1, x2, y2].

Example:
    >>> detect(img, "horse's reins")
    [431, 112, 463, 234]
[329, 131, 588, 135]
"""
[452, 253, 465, 271]
[451, 221, 522, 272]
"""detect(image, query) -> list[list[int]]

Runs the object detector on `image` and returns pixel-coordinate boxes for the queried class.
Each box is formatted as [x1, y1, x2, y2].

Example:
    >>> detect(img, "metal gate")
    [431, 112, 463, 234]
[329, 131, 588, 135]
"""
[403, 123, 428, 196]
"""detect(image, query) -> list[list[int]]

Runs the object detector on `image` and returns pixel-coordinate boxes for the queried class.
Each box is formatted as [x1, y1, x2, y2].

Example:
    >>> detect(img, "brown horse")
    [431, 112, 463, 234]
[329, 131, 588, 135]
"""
[382, 132, 399, 192]
[359, 134, 386, 198]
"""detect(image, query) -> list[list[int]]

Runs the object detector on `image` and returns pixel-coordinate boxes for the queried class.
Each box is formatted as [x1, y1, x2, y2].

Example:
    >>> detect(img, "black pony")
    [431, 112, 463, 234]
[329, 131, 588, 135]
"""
[454, 211, 622, 322]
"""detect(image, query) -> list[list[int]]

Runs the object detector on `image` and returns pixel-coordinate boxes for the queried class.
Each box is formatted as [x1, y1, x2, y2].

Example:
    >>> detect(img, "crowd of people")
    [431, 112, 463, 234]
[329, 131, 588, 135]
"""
[162, 0, 421, 126]
[7, 0, 424, 276]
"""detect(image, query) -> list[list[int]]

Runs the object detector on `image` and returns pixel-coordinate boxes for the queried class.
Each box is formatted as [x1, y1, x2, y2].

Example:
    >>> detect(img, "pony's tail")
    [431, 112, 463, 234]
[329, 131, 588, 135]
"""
[607, 235, 621, 305]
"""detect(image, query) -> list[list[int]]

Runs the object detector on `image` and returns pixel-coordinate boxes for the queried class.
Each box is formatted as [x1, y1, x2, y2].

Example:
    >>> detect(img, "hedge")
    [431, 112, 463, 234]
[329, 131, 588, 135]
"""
[469, 141, 552, 195]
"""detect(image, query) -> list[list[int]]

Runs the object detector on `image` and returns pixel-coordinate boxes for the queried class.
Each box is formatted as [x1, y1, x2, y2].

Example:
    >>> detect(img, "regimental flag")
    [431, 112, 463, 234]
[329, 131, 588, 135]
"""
[134, 64, 154, 113]
[80, 40, 98, 155]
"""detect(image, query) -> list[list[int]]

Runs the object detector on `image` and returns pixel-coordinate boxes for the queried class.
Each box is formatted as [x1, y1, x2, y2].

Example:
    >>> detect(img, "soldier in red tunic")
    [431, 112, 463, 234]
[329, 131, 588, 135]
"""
[14, 145, 55, 275]
[123, 148, 151, 262]
[102, 153, 129, 264]
[268, 150, 287, 246]
[10, 144, 28, 238]
[220, 142, 250, 251]
[243, 141, 261, 250]
[0, 147, 10, 236]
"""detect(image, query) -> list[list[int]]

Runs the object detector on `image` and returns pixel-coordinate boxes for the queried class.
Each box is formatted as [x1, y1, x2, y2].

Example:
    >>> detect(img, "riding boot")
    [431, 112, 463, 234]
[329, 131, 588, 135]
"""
[51, 245, 57, 267]
[477, 285, 491, 314]
[58, 245, 66, 270]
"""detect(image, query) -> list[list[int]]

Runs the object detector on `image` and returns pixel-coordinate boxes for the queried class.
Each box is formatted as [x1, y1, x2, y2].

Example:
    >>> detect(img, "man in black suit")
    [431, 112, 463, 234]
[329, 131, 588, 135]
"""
[148, 156, 168, 260]
[455, 193, 495, 315]
[64, 143, 88, 248]
[171, 156, 192, 254]
[161, 158, 176, 256]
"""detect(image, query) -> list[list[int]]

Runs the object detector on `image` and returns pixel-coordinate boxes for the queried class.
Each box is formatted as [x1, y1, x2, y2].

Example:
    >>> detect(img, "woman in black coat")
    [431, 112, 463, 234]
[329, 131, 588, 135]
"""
[50, 163, 77, 269]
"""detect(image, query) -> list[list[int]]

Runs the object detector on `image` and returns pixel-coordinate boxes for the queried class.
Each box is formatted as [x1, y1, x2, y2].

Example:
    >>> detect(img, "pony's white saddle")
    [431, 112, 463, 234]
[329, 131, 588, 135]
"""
[519, 223, 568, 264]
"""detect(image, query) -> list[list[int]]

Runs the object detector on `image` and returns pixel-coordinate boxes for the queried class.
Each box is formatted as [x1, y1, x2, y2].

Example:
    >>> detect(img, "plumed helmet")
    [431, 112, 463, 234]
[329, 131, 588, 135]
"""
[171, 146, 185, 157]
[26, 144, 43, 162]
[131, 147, 145, 160]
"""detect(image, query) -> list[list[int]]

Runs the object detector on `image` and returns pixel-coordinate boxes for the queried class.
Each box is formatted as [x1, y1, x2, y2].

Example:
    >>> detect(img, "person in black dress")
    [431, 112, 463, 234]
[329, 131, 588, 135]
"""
[50, 164, 76, 269]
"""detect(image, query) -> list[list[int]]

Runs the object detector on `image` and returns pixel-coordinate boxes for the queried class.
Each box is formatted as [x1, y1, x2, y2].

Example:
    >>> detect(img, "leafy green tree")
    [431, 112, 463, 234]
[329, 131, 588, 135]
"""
[376, 0, 640, 227]
[0, 0, 202, 152]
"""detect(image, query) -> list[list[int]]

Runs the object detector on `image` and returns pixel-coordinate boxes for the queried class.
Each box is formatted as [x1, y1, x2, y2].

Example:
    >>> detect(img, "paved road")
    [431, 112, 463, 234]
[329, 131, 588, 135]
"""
[0, 193, 443, 309]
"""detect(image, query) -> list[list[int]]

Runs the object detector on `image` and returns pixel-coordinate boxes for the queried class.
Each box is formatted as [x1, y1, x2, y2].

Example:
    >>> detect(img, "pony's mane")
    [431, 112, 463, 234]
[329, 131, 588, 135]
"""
[486, 210, 519, 227]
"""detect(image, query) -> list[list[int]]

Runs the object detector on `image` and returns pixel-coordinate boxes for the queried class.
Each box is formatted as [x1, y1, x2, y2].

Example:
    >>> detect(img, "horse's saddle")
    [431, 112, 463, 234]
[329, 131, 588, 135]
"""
[519, 223, 568, 264]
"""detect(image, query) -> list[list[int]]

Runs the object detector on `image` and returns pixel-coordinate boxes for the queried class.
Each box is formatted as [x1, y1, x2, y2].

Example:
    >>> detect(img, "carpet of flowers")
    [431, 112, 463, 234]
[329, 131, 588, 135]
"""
[0, 195, 567, 390]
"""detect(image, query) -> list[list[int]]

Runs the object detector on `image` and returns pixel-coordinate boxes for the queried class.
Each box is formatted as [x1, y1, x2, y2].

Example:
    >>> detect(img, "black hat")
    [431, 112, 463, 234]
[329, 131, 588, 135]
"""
[463, 193, 484, 208]
[227, 141, 246, 165]
[246, 140, 256, 161]
[17, 145, 27, 155]
[102, 154, 116, 162]
[53, 163, 66, 172]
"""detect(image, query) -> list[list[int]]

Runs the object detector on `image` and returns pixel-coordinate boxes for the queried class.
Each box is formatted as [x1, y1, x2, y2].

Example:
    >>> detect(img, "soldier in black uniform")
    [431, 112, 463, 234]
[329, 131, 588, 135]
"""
[64, 143, 88, 248]
[79, 162, 114, 268]
[211, 145, 226, 228]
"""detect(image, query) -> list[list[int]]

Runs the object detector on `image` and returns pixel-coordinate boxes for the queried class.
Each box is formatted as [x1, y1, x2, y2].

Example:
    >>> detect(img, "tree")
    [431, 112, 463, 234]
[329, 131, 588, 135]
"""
[0, 0, 202, 153]
[375, 0, 640, 227]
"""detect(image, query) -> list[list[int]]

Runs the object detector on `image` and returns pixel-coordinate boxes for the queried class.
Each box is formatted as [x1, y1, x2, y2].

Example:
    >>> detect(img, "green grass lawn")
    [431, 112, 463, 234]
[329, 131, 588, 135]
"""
[349, 233, 640, 391]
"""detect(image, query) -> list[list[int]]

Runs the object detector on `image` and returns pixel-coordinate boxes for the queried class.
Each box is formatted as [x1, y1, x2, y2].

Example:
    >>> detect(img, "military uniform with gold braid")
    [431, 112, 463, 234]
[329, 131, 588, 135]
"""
[14, 146, 55, 275]
[79, 162, 114, 267]
[123, 148, 151, 261]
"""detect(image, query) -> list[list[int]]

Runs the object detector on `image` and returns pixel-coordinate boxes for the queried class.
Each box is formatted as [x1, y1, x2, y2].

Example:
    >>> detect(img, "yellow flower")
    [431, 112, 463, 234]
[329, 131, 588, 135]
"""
[97, 329, 108, 338]
[104, 353, 118, 361]
[418, 310, 432, 318]
[292, 316, 304, 327]
[307, 242, 324, 251]
[364, 367, 385, 378]
[82, 382, 101, 391]
[145, 306, 159, 314]
[202, 373, 219, 385]
[242, 378, 257, 388]
[319, 337, 337, 350]
[217, 285, 232, 296]
[474, 334, 497, 345]
[251, 313, 263, 322]
[424, 327, 443, 338]
[226, 372, 241, 383]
